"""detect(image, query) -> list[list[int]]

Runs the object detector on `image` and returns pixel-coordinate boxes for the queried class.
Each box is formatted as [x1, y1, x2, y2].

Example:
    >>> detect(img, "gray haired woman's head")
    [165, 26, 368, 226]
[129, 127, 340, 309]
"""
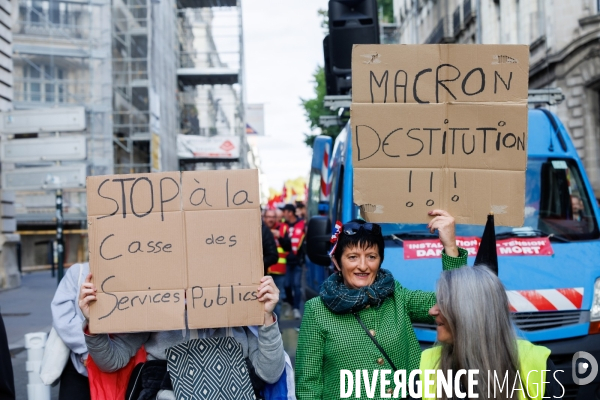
[433, 265, 520, 400]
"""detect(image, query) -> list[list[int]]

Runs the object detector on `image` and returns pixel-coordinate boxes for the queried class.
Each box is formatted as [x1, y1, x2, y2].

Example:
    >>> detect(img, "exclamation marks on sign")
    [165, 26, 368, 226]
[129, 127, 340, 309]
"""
[406, 170, 436, 207]
[426, 172, 434, 206]
[452, 172, 459, 202]
[406, 170, 414, 208]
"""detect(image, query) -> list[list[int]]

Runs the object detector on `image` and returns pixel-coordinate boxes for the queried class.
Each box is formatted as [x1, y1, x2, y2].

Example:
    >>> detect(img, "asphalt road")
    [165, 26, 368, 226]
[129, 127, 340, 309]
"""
[2, 270, 58, 400]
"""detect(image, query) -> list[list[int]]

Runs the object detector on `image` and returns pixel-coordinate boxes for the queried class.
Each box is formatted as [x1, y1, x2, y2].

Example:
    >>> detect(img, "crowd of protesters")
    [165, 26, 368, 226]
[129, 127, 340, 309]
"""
[0, 203, 560, 400]
[263, 203, 307, 320]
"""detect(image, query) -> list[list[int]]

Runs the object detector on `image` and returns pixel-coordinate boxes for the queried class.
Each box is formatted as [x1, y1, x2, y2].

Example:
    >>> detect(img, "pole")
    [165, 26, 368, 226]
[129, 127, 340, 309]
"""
[56, 189, 64, 283]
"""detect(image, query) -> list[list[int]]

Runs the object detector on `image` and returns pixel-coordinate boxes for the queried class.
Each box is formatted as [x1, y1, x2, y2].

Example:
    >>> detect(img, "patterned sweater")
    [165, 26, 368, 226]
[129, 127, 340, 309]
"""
[295, 249, 468, 400]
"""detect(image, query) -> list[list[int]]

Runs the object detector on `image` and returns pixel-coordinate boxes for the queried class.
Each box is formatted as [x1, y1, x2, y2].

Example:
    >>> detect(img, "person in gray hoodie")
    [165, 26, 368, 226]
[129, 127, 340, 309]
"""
[50, 262, 90, 400]
[79, 273, 285, 400]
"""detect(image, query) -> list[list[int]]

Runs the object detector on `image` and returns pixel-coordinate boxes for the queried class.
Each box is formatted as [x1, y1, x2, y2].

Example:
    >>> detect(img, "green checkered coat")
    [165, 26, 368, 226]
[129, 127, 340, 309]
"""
[295, 249, 468, 400]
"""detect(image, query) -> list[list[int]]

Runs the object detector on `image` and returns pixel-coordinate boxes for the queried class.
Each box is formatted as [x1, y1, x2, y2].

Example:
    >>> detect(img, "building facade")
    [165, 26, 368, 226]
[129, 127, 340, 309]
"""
[0, 0, 11, 111]
[394, 0, 600, 198]
[8, 0, 181, 267]
[112, 0, 179, 174]
[10, 0, 112, 266]
[177, 3, 250, 171]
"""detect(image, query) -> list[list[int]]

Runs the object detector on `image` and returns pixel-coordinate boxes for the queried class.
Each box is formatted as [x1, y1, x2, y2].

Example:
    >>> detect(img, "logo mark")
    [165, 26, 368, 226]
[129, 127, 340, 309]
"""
[572, 351, 598, 385]
[220, 140, 235, 152]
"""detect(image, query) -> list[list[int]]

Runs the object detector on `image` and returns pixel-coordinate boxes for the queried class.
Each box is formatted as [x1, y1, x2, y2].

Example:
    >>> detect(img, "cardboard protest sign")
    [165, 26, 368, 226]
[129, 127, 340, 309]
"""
[87, 170, 264, 334]
[87, 172, 186, 334]
[181, 170, 264, 329]
[351, 44, 529, 226]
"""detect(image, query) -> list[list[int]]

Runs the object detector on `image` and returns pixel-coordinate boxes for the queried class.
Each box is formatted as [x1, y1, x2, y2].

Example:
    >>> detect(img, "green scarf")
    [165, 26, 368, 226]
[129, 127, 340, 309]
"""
[319, 268, 395, 314]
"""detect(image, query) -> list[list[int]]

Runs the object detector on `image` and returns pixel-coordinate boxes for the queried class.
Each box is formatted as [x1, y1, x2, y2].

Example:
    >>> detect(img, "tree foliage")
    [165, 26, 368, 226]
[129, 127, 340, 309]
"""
[300, 66, 340, 147]
[379, 0, 394, 23]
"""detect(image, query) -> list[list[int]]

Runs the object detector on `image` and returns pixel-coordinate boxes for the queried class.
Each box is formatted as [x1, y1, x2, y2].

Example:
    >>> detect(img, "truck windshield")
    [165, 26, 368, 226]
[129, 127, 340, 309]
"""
[382, 158, 600, 241]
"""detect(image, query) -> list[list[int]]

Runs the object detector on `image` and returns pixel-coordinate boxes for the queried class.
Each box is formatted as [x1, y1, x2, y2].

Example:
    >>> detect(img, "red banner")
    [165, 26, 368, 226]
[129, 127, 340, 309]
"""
[403, 236, 553, 260]
[495, 237, 554, 256]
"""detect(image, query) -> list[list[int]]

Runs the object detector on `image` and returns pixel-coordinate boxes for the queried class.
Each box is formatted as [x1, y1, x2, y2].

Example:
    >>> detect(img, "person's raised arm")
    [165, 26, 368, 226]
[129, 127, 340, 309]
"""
[249, 276, 285, 383]
[401, 284, 437, 324]
[427, 209, 467, 270]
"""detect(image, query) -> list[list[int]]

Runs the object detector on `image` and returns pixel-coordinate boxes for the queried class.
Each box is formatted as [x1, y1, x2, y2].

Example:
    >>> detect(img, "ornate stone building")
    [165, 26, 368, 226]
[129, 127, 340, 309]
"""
[394, 0, 600, 197]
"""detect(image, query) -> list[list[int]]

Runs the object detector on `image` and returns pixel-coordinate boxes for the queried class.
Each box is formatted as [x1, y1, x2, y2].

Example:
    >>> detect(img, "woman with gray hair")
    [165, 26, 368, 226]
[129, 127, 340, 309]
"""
[420, 265, 562, 400]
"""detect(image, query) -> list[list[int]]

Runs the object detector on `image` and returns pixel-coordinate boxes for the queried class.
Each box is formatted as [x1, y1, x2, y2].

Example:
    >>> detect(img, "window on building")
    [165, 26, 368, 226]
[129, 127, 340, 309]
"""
[23, 64, 66, 103]
[20, 0, 82, 29]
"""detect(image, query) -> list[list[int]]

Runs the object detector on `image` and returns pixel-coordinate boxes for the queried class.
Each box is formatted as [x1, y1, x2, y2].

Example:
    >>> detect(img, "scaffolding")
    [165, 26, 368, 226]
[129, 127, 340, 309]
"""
[112, 0, 179, 173]
[177, 1, 248, 170]
[11, 0, 113, 223]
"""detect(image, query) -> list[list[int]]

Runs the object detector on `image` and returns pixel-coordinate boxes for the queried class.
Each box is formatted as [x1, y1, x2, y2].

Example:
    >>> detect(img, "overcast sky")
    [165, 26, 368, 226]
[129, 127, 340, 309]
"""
[242, 0, 329, 191]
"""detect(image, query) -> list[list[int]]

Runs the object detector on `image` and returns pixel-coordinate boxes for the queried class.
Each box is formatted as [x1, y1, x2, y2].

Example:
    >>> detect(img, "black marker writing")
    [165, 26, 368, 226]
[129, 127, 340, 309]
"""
[414, 68, 432, 104]
[160, 177, 180, 221]
[100, 234, 122, 261]
[130, 177, 153, 218]
[189, 178, 212, 207]
[494, 71, 513, 93]
[394, 70, 407, 103]
[436, 64, 460, 103]
[112, 178, 135, 218]
[97, 179, 119, 220]
[370, 70, 388, 103]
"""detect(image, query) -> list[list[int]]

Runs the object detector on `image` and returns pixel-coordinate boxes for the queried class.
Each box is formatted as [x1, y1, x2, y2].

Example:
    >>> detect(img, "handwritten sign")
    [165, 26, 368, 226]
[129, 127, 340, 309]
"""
[87, 170, 263, 334]
[351, 44, 529, 226]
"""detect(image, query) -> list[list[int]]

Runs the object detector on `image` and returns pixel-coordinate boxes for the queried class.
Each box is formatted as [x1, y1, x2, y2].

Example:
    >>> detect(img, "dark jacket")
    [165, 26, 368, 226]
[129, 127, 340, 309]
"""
[262, 222, 278, 274]
[0, 314, 15, 400]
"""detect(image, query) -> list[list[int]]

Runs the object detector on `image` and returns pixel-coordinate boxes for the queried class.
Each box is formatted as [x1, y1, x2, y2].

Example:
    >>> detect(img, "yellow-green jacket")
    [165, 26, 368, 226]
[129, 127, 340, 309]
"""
[419, 340, 551, 400]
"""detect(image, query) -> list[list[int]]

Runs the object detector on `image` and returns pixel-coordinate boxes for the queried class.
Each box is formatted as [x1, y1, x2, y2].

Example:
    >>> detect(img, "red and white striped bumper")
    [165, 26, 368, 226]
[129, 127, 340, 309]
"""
[507, 288, 584, 312]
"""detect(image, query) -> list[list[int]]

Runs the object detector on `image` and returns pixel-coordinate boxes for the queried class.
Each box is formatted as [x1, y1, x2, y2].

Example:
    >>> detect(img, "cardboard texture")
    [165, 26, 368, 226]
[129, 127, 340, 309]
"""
[351, 44, 529, 226]
[182, 169, 263, 329]
[91, 290, 185, 334]
[87, 170, 264, 334]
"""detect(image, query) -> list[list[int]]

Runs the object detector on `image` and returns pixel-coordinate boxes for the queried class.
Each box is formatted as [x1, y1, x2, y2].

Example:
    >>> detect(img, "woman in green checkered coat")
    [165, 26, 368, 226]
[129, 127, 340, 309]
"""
[295, 210, 468, 400]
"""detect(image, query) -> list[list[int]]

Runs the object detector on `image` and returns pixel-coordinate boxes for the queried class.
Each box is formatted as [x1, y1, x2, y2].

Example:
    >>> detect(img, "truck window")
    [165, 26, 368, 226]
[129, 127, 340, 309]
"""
[307, 168, 321, 218]
[329, 165, 344, 223]
[536, 158, 599, 240]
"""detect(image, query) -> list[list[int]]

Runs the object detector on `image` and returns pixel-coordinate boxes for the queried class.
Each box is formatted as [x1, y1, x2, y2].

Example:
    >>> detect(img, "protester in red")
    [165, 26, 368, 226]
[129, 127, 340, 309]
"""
[264, 209, 287, 317]
[278, 204, 305, 319]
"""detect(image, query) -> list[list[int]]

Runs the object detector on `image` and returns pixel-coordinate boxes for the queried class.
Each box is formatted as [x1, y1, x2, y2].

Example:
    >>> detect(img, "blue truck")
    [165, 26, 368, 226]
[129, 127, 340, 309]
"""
[304, 107, 600, 400]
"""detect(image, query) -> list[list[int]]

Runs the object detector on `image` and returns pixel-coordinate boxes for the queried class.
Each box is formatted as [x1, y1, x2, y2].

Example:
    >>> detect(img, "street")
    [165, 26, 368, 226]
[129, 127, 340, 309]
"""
[2, 271, 58, 399]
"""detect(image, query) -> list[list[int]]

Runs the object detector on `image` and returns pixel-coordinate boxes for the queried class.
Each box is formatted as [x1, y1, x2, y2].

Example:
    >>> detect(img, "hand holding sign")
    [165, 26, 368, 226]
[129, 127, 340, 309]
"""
[79, 273, 96, 320]
[257, 276, 279, 326]
[427, 209, 459, 257]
